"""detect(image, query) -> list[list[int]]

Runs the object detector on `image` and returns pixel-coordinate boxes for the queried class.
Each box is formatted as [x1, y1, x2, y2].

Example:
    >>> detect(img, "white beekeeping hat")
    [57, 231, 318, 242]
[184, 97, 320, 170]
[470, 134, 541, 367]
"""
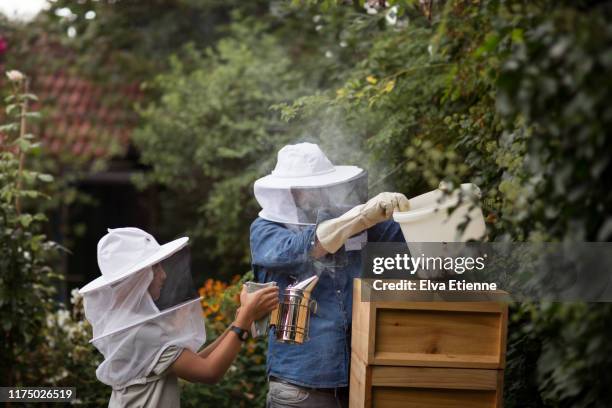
[254, 143, 367, 224]
[80, 227, 188, 294]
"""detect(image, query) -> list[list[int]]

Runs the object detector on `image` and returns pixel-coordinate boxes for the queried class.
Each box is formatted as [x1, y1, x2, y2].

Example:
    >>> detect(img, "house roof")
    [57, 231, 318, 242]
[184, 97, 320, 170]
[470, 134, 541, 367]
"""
[0, 31, 143, 164]
[34, 70, 142, 161]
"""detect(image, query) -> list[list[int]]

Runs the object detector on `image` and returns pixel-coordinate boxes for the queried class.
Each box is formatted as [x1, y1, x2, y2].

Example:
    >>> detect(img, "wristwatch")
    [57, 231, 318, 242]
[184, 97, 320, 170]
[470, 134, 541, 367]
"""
[230, 325, 249, 342]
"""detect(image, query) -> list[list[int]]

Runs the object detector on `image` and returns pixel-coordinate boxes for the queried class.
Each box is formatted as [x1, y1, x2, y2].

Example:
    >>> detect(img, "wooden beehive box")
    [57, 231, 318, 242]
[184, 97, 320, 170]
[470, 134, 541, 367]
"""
[350, 279, 508, 408]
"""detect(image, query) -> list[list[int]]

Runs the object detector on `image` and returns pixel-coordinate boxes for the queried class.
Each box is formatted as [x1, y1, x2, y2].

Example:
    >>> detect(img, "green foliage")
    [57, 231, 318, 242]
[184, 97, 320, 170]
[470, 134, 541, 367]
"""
[32, 290, 109, 405]
[42, 0, 271, 81]
[508, 303, 612, 408]
[133, 5, 427, 276]
[496, 5, 612, 242]
[0, 74, 59, 386]
[133, 18, 314, 276]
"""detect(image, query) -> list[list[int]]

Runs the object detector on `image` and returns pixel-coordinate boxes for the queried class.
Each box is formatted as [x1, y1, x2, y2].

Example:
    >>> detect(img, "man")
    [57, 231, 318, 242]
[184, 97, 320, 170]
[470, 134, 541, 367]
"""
[250, 143, 408, 407]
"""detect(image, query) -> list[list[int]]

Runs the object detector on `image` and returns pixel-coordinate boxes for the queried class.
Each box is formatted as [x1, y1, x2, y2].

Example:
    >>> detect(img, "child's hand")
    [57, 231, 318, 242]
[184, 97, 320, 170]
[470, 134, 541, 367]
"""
[236, 286, 279, 328]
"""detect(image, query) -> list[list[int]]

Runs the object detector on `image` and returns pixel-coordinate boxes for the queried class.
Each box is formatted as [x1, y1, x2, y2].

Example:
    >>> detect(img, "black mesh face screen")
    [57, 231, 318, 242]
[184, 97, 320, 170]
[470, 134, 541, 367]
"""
[290, 171, 368, 224]
[152, 246, 198, 311]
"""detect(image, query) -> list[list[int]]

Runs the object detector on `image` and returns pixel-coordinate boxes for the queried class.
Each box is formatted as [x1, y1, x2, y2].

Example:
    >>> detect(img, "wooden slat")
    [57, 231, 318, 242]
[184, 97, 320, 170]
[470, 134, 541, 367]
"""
[372, 387, 497, 408]
[498, 305, 508, 368]
[352, 279, 375, 363]
[350, 354, 372, 408]
[372, 300, 506, 313]
[373, 352, 500, 369]
[496, 369, 505, 408]
[371, 366, 499, 390]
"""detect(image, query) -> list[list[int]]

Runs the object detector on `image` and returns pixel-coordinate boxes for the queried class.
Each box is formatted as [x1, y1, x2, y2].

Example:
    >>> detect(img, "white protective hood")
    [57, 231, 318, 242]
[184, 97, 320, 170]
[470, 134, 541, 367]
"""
[80, 228, 206, 389]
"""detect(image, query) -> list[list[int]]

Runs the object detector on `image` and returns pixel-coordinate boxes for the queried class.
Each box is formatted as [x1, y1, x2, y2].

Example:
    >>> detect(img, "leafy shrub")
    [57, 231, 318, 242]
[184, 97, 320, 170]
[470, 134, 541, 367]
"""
[132, 18, 313, 277]
[33, 289, 109, 405]
[508, 303, 612, 408]
[131, 5, 377, 279]
[0, 72, 59, 387]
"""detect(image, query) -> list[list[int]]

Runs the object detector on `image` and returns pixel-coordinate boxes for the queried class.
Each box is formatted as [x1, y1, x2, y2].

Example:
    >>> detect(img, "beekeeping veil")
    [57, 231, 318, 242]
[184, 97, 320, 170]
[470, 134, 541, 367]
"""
[254, 143, 368, 225]
[79, 227, 206, 389]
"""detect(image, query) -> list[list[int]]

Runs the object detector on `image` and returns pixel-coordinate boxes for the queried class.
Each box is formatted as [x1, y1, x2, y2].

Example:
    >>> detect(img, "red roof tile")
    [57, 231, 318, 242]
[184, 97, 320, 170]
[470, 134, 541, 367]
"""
[0, 33, 143, 163]
[28, 69, 143, 162]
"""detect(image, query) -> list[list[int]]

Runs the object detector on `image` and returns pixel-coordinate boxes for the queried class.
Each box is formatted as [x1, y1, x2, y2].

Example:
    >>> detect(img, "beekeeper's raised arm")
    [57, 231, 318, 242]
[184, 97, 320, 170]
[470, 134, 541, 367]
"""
[314, 192, 409, 255]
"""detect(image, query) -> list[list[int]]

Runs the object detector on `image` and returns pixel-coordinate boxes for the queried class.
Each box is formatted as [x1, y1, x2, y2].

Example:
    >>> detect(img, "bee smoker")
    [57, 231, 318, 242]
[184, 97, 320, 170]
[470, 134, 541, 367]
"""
[269, 276, 318, 344]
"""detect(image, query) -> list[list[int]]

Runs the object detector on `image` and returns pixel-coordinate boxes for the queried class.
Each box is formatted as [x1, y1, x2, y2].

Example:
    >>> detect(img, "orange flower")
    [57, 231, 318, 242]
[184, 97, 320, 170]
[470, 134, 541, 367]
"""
[213, 281, 225, 293]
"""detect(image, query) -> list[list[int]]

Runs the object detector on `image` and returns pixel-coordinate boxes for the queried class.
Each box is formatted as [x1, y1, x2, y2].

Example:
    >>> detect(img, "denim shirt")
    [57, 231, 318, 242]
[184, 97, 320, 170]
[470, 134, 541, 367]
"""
[250, 217, 405, 388]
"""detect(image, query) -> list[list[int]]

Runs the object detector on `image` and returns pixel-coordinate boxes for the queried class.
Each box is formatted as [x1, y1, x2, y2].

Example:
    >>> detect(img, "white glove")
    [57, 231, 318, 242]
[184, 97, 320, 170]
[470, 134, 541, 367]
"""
[316, 192, 410, 254]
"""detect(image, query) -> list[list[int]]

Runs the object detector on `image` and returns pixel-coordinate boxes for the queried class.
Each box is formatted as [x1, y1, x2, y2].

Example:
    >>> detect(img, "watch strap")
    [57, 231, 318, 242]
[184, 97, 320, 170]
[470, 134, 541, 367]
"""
[230, 325, 249, 342]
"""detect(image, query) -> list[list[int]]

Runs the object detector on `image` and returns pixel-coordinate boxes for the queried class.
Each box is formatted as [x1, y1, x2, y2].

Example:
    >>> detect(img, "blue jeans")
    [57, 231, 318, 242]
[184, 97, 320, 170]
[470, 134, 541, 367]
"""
[266, 379, 348, 408]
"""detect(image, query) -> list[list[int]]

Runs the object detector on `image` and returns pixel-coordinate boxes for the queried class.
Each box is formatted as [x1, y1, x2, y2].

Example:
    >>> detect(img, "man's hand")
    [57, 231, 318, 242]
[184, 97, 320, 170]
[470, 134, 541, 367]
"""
[361, 192, 410, 224]
[316, 192, 410, 254]
[235, 286, 279, 329]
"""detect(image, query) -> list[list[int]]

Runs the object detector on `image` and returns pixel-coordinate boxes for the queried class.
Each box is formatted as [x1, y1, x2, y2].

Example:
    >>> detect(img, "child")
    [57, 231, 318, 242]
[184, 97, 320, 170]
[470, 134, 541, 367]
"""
[80, 227, 278, 407]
